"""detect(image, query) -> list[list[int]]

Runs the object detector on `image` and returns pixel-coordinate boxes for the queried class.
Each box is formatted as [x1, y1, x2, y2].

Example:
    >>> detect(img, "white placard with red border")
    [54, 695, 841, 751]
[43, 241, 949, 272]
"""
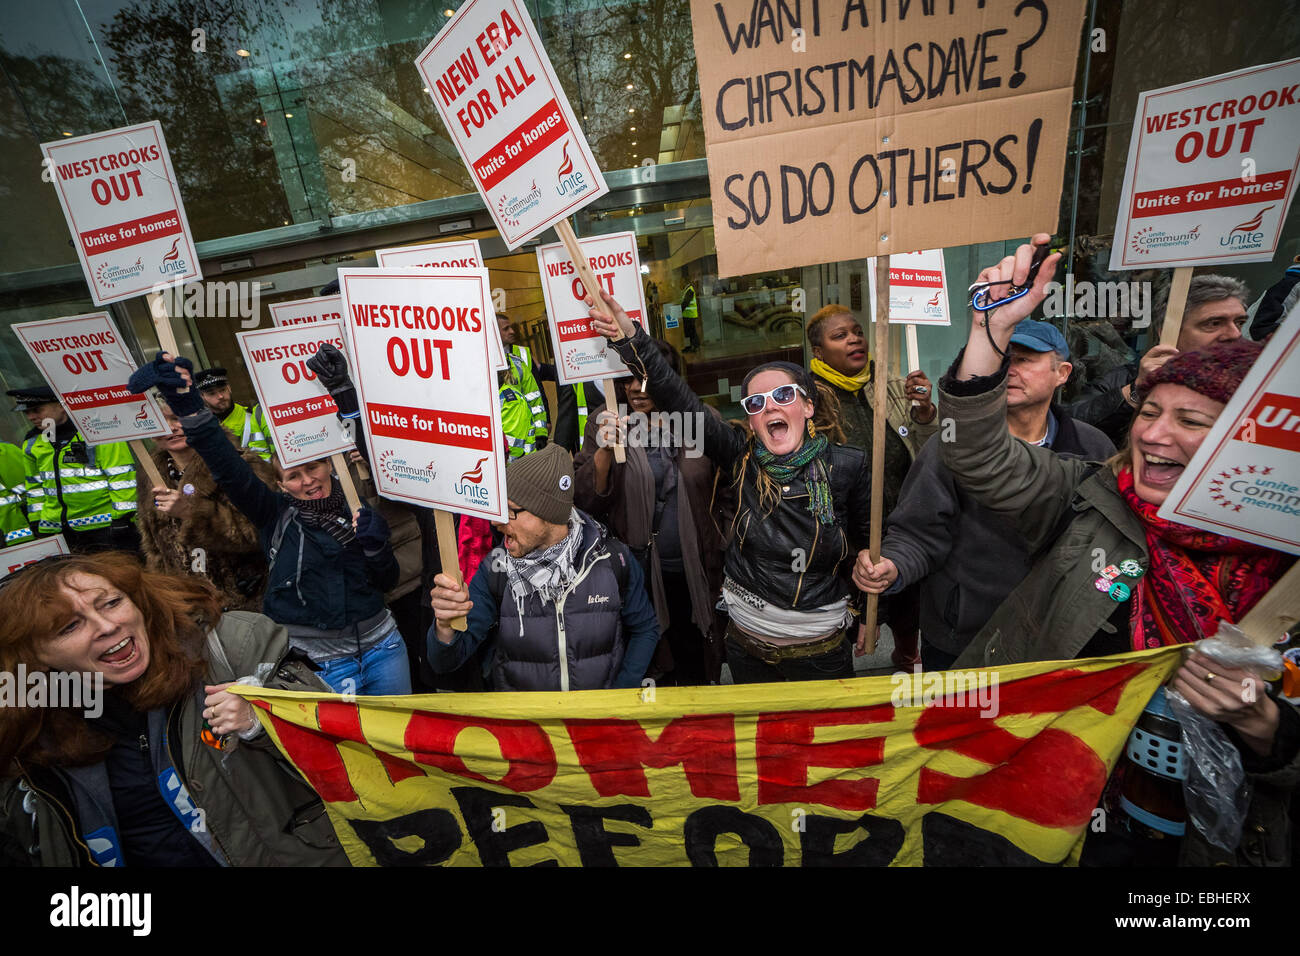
[376, 239, 484, 269]
[535, 231, 642, 383]
[337, 267, 506, 522]
[11, 312, 170, 445]
[1158, 304, 1300, 554]
[41, 121, 201, 305]
[1110, 58, 1300, 270]
[414, 0, 608, 248]
[1, 534, 70, 577]
[865, 250, 951, 326]
[269, 295, 344, 328]
[235, 322, 357, 470]
[372, 243, 507, 370]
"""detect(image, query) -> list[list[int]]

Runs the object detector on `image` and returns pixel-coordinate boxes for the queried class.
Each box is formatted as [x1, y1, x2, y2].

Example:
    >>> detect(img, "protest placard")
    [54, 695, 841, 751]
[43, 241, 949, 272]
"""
[375, 240, 507, 370]
[12, 312, 170, 445]
[269, 295, 344, 328]
[375, 239, 484, 268]
[414, 0, 608, 247]
[866, 249, 951, 326]
[1110, 57, 1300, 271]
[536, 231, 644, 384]
[1158, 304, 1300, 555]
[337, 267, 506, 523]
[1, 535, 69, 579]
[689, 0, 1085, 276]
[41, 121, 201, 305]
[235, 322, 357, 471]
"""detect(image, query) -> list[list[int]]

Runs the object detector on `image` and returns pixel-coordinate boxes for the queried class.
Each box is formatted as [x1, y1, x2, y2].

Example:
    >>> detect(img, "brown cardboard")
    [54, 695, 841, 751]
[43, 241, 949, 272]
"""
[689, 0, 1086, 275]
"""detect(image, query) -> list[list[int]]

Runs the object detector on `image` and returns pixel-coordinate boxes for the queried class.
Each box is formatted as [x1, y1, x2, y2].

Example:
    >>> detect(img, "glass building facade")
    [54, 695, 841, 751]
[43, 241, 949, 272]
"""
[1, 0, 1298, 445]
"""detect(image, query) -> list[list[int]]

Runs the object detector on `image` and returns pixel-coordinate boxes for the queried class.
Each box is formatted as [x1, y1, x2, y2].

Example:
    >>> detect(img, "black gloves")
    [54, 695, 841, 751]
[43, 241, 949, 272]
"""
[307, 343, 359, 419]
[354, 505, 390, 555]
[128, 353, 203, 417]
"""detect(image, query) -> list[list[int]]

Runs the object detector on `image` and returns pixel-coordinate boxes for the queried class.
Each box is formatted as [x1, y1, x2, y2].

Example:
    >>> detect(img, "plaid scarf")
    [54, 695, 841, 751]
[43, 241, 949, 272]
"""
[1117, 467, 1288, 650]
[294, 481, 356, 547]
[504, 508, 583, 609]
[754, 433, 835, 525]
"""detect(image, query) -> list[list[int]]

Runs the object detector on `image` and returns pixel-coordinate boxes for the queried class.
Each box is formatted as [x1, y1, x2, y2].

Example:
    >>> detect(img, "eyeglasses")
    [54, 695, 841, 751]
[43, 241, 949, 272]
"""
[740, 384, 807, 416]
[505, 506, 530, 521]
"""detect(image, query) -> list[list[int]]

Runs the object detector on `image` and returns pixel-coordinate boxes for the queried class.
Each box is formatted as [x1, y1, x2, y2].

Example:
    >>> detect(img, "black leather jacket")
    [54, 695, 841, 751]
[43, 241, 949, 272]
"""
[611, 327, 871, 611]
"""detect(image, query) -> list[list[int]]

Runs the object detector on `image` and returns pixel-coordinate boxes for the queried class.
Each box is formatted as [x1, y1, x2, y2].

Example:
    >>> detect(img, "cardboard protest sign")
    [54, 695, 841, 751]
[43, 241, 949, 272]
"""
[375, 239, 484, 269]
[1110, 58, 1300, 270]
[41, 121, 201, 305]
[269, 295, 344, 328]
[237, 645, 1180, 866]
[1, 535, 69, 578]
[235, 322, 357, 469]
[1158, 304, 1300, 554]
[866, 249, 951, 326]
[535, 231, 643, 383]
[374, 241, 507, 370]
[414, 0, 608, 248]
[337, 268, 506, 521]
[11, 312, 170, 445]
[689, 0, 1086, 276]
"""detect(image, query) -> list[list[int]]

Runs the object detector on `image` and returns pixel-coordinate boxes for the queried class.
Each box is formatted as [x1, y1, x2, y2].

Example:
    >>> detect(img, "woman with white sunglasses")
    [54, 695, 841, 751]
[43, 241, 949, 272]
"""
[587, 290, 872, 683]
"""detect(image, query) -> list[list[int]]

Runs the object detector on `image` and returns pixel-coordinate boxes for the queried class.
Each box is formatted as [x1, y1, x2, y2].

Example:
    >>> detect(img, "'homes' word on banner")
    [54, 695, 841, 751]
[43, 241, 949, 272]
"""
[269, 294, 344, 328]
[414, 0, 608, 248]
[12, 312, 170, 445]
[235, 645, 1181, 866]
[236, 322, 358, 470]
[1110, 57, 1300, 270]
[2, 535, 70, 579]
[866, 249, 951, 326]
[1159, 303, 1300, 554]
[375, 239, 507, 371]
[337, 268, 507, 522]
[689, 0, 1086, 276]
[41, 121, 201, 305]
[536, 231, 644, 383]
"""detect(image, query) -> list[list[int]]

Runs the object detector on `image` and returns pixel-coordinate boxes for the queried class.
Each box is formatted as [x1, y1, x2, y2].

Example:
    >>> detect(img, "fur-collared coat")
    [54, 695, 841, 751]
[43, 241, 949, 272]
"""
[136, 433, 277, 611]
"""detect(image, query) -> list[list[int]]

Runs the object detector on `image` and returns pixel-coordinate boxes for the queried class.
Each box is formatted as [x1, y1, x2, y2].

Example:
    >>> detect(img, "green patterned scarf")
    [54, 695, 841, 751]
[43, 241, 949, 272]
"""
[753, 433, 835, 525]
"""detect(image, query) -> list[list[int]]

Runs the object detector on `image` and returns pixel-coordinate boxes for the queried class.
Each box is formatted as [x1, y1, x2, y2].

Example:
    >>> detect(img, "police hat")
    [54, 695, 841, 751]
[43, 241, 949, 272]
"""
[6, 385, 56, 411]
[193, 367, 229, 391]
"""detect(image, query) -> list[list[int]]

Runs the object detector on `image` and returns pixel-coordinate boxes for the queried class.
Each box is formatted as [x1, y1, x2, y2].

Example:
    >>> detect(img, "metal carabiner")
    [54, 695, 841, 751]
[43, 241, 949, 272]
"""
[968, 243, 1053, 312]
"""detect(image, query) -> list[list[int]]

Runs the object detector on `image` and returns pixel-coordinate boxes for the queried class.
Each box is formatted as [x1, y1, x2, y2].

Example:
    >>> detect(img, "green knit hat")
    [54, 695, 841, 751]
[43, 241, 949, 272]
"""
[505, 443, 574, 525]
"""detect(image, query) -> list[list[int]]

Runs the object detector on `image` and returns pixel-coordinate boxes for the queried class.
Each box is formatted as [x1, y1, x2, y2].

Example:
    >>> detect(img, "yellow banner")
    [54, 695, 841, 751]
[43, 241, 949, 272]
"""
[234, 647, 1181, 866]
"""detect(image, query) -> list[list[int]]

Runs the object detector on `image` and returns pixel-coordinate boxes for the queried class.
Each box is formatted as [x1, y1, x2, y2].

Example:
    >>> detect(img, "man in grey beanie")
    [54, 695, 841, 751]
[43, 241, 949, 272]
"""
[427, 442, 659, 691]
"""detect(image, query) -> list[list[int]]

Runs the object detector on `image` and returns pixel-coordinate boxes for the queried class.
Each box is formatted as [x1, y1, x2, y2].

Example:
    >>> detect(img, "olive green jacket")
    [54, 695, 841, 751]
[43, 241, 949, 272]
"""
[1, 612, 348, 867]
[941, 368, 1300, 866]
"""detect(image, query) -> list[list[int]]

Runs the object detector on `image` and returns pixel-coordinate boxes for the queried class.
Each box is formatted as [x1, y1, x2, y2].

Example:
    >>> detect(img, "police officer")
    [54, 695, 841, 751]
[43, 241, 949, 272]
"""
[6, 385, 139, 553]
[193, 367, 273, 461]
[0, 440, 31, 547]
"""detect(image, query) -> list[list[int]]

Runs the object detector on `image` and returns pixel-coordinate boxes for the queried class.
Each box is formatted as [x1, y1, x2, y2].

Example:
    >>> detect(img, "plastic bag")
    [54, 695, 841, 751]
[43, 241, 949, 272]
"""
[1165, 622, 1281, 852]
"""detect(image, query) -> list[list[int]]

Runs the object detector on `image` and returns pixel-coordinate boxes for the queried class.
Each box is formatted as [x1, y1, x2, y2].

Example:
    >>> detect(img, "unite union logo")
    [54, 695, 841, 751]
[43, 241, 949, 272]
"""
[159, 237, 189, 275]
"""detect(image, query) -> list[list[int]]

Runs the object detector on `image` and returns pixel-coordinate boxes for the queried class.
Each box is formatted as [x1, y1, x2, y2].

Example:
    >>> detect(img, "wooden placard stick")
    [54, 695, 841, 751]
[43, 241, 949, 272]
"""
[556, 218, 625, 462]
[146, 291, 191, 395]
[1159, 266, 1193, 348]
[1236, 561, 1300, 648]
[434, 509, 467, 631]
[128, 440, 164, 488]
[331, 452, 363, 513]
[905, 324, 920, 408]
[861, 256, 891, 656]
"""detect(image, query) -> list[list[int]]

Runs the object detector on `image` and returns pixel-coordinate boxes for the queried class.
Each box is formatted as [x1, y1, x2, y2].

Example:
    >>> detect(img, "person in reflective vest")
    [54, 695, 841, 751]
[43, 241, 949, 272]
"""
[7, 385, 139, 553]
[0, 441, 31, 547]
[680, 279, 700, 352]
[496, 314, 549, 459]
[193, 367, 273, 461]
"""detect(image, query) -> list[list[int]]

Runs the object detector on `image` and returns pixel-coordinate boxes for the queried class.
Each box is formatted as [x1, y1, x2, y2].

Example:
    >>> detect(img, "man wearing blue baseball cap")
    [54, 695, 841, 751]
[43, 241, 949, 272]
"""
[856, 320, 1117, 670]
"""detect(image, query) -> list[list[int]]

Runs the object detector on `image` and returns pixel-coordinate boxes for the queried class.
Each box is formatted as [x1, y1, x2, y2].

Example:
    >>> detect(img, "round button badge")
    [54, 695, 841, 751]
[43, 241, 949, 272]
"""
[1119, 559, 1144, 577]
[1109, 582, 1132, 602]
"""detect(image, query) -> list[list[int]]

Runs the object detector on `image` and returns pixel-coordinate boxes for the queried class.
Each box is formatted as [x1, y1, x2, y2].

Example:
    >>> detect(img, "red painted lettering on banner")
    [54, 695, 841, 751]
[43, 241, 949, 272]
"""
[317, 700, 424, 786]
[914, 664, 1144, 827]
[260, 703, 357, 803]
[755, 704, 894, 811]
[565, 714, 741, 800]
[405, 711, 557, 792]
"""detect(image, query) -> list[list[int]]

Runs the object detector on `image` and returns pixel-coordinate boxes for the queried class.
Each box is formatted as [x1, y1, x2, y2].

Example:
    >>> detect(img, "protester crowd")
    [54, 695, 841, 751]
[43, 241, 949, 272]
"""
[1, 239, 1297, 869]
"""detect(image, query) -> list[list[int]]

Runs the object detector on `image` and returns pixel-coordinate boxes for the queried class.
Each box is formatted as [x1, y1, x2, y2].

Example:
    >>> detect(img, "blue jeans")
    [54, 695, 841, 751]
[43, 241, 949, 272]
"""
[316, 628, 412, 696]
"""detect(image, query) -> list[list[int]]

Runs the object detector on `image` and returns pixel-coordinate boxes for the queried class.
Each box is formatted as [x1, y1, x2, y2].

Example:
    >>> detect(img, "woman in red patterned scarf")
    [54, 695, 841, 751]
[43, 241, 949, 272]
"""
[887, 235, 1296, 865]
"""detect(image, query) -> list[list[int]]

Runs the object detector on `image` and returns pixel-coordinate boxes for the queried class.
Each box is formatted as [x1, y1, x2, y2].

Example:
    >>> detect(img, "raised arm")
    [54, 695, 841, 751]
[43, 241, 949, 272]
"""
[585, 289, 746, 470]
